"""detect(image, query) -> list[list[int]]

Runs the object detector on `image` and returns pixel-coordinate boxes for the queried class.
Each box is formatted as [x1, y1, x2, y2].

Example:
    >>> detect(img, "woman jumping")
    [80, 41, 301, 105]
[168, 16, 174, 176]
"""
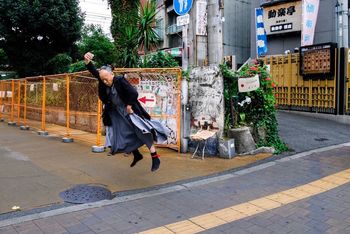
[84, 52, 169, 171]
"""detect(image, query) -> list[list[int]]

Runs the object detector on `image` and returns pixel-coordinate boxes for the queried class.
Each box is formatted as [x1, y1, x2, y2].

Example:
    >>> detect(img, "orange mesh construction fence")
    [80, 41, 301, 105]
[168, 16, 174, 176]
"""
[0, 68, 182, 151]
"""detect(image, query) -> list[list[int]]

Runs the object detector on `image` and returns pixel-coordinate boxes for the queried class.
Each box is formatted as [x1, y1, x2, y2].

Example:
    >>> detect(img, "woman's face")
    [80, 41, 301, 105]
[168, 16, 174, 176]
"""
[99, 70, 114, 87]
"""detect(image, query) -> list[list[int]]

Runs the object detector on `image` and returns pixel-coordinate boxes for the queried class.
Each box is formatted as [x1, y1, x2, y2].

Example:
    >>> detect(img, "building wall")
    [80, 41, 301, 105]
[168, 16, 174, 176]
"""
[79, 0, 112, 38]
[251, 0, 338, 58]
[157, 0, 252, 67]
[223, 0, 251, 65]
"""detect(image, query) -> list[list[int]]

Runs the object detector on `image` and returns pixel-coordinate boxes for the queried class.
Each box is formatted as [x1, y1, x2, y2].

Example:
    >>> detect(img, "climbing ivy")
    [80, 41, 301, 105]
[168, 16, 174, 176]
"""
[220, 60, 288, 154]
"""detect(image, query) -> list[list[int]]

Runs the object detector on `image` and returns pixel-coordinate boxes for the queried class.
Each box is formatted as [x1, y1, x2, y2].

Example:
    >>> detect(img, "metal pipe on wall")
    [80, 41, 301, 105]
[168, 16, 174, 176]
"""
[341, 0, 348, 47]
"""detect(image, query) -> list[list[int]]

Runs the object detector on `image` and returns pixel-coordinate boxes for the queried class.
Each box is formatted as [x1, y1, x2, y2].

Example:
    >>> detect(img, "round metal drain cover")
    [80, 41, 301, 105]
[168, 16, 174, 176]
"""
[59, 184, 113, 204]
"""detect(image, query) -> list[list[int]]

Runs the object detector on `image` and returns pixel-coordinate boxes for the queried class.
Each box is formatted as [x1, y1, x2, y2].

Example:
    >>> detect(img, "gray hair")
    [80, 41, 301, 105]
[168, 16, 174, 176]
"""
[100, 65, 113, 73]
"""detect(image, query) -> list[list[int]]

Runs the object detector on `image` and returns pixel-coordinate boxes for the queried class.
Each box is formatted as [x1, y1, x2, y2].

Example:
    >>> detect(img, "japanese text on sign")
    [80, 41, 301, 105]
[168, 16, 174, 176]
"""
[263, 0, 302, 35]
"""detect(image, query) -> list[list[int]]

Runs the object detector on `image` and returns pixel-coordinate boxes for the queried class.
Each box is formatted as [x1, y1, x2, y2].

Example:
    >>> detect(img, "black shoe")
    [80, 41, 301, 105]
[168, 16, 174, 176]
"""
[130, 152, 143, 167]
[151, 155, 160, 172]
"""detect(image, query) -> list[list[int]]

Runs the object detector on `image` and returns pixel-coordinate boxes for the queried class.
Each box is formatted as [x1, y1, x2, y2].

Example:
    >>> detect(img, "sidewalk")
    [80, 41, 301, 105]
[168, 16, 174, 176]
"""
[1, 143, 350, 233]
[0, 122, 272, 215]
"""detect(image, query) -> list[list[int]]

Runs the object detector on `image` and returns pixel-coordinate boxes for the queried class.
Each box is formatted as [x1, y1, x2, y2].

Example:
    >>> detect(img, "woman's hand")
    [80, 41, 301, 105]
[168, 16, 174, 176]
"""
[84, 52, 94, 64]
[126, 105, 134, 114]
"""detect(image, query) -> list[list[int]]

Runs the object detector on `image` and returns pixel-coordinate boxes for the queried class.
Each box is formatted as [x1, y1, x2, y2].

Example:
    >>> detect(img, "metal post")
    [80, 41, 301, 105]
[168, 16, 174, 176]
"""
[17, 80, 21, 125]
[38, 76, 48, 136]
[182, 25, 189, 71]
[0, 81, 3, 121]
[20, 80, 29, 130]
[92, 99, 104, 153]
[181, 24, 189, 153]
[342, 0, 348, 47]
[62, 74, 73, 143]
[8, 80, 16, 126]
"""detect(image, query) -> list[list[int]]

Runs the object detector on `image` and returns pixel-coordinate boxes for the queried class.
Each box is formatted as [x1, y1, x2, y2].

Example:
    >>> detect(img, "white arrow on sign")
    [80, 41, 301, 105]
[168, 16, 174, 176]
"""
[138, 93, 156, 108]
[177, 14, 190, 27]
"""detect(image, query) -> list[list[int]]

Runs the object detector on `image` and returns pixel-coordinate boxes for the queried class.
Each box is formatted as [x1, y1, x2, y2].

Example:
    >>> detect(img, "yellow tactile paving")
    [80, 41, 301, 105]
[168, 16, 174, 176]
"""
[249, 197, 282, 210]
[211, 208, 246, 222]
[281, 188, 313, 199]
[231, 203, 265, 216]
[265, 192, 299, 204]
[140, 168, 350, 234]
[165, 220, 205, 233]
[139, 227, 174, 234]
[190, 214, 226, 229]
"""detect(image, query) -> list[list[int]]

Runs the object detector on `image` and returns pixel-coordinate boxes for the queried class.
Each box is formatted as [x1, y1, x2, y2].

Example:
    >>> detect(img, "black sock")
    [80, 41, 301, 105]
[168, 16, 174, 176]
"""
[130, 150, 143, 167]
[151, 152, 160, 172]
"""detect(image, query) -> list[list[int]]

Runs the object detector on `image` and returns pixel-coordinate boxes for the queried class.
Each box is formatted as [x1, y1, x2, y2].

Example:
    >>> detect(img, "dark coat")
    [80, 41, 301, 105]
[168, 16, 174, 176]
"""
[86, 62, 151, 126]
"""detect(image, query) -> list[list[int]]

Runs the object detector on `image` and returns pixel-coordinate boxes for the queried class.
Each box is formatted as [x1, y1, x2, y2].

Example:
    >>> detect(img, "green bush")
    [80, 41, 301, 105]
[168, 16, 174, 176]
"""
[77, 25, 117, 68]
[69, 61, 86, 73]
[46, 53, 72, 74]
[221, 60, 288, 154]
[141, 51, 179, 68]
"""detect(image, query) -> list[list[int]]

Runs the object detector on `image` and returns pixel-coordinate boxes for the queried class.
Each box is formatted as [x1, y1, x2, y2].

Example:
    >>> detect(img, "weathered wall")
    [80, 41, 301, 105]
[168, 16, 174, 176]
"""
[188, 66, 224, 155]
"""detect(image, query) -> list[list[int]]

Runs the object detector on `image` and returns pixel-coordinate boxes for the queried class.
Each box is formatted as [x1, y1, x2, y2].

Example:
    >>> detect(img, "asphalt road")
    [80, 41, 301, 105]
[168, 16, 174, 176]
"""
[277, 111, 350, 153]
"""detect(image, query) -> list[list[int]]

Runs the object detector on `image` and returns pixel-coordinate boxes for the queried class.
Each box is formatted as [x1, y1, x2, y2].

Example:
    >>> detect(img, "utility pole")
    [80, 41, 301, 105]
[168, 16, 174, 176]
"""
[182, 25, 189, 70]
[207, 0, 223, 65]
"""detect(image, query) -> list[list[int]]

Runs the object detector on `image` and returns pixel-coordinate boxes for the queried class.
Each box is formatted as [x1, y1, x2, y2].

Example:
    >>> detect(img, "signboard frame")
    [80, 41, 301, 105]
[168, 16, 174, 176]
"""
[262, 0, 302, 35]
[299, 42, 337, 79]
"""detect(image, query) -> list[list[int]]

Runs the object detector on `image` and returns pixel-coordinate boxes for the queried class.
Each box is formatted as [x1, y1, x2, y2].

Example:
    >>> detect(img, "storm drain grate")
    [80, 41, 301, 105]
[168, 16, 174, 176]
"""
[59, 184, 113, 204]
[314, 138, 329, 142]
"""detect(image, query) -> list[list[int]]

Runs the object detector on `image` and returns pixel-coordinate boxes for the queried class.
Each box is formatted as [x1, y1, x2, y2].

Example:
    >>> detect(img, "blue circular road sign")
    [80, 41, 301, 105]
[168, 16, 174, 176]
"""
[174, 0, 193, 15]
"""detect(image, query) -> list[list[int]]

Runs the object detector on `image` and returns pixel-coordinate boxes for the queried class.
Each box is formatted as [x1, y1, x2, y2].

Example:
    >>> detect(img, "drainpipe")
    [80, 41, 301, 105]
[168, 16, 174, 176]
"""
[341, 0, 348, 47]
[335, 0, 349, 47]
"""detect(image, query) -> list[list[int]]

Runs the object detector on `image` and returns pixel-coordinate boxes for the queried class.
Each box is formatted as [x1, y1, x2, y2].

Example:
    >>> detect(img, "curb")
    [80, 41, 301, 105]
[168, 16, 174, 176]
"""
[279, 110, 350, 126]
[1, 141, 350, 228]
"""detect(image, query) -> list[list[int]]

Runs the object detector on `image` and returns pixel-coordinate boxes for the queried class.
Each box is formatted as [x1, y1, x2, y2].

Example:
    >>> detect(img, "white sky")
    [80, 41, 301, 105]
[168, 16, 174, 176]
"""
[79, 0, 112, 37]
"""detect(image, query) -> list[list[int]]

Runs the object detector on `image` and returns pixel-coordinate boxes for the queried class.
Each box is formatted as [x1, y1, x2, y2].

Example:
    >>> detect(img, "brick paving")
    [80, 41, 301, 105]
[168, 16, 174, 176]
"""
[1, 146, 350, 233]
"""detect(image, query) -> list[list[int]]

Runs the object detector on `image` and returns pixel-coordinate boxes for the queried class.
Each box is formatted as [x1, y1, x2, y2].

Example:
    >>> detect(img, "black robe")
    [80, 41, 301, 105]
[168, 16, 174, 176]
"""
[86, 62, 151, 126]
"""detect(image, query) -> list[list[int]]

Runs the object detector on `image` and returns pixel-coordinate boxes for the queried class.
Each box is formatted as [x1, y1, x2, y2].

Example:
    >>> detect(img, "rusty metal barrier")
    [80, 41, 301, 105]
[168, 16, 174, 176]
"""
[264, 52, 337, 114]
[0, 68, 182, 152]
[114, 68, 182, 151]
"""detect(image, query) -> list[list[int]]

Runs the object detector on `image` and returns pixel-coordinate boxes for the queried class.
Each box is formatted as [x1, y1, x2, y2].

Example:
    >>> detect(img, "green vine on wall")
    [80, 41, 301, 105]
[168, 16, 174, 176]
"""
[221, 60, 288, 154]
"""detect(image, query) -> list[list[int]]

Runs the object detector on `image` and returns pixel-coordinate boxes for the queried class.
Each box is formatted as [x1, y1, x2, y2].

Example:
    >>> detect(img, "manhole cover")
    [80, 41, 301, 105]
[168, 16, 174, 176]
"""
[59, 184, 113, 204]
[314, 138, 329, 142]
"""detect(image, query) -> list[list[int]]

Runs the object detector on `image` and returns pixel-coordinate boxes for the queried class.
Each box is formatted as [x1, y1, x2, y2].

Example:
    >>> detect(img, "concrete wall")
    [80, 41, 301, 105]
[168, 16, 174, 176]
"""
[189, 66, 224, 136]
[224, 0, 251, 65]
[251, 0, 338, 57]
[188, 66, 224, 155]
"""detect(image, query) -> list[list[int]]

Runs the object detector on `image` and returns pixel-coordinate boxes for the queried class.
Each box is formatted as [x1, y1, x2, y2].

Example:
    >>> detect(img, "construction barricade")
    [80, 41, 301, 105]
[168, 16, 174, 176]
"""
[0, 67, 182, 152]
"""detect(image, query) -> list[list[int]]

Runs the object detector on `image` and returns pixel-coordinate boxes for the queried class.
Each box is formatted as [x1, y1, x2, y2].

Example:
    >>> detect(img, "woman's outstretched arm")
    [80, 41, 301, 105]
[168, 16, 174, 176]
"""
[84, 52, 100, 80]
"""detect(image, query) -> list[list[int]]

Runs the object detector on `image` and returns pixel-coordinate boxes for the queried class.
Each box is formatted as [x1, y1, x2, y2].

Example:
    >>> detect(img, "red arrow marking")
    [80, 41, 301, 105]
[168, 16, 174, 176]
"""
[138, 96, 155, 104]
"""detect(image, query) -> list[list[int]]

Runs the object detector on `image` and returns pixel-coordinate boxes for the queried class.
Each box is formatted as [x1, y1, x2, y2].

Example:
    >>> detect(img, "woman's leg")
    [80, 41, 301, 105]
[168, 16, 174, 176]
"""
[148, 144, 160, 172]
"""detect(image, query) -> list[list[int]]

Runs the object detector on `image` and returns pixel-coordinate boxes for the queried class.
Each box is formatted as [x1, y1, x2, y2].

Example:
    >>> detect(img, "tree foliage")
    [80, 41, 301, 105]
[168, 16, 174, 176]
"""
[0, 48, 9, 69]
[108, 0, 139, 67]
[0, 0, 84, 76]
[108, 0, 159, 67]
[46, 53, 72, 74]
[141, 51, 179, 68]
[77, 25, 117, 68]
[137, 0, 159, 54]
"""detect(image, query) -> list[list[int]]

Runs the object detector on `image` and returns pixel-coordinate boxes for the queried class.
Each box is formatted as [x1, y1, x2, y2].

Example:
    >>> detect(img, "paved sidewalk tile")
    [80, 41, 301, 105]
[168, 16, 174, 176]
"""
[2, 146, 350, 234]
